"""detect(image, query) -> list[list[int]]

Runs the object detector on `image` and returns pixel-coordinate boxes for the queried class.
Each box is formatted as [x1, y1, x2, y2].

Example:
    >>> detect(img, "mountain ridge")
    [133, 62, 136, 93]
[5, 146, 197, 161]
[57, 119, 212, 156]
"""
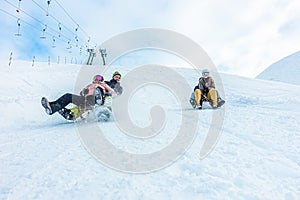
[257, 50, 300, 85]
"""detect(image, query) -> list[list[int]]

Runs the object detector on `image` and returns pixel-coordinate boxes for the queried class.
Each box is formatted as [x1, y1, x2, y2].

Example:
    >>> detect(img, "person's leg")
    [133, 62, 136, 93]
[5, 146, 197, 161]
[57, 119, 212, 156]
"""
[50, 93, 85, 114]
[42, 93, 85, 118]
[194, 89, 202, 106]
[207, 88, 218, 107]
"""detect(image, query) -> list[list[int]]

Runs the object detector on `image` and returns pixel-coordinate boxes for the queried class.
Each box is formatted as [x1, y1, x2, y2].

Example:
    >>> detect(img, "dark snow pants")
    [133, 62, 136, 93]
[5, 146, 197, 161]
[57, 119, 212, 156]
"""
[50, 93, 94, 113]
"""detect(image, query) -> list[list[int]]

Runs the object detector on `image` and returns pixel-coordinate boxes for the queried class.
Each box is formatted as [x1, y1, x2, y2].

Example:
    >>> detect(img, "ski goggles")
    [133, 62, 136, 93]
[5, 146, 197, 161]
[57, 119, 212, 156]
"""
[113, 75, 121, 80]
[93, 75, 104, 82]
[202, 72, 209, 76]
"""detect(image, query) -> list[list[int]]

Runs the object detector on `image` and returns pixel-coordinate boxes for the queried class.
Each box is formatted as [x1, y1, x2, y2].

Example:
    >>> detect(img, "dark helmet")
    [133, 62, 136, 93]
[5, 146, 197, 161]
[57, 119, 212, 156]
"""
[112, 71, 121, 78]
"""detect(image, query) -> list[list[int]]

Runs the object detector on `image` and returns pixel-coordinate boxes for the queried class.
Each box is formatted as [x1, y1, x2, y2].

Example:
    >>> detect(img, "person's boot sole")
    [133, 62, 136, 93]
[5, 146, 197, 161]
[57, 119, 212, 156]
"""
[41, 97, 52, 115]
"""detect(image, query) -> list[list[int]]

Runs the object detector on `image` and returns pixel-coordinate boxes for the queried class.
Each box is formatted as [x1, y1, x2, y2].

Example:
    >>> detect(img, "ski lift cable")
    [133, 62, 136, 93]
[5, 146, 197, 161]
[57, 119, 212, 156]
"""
[0, 9, 64, 43]
[53, 0, 97, 46]
[0, 8, 79, 47]
[1, 2, 93, 58]
[52, 0, 88, 36]
[3, 0, 84, 45]
[2, 0, 79, 45]
[31, 0, 78, 37]
[30, 0, 93, 46]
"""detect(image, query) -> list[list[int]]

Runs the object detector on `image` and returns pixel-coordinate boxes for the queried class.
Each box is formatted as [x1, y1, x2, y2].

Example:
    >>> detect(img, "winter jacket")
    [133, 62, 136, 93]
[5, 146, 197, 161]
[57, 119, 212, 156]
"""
[197, 76, 215, 94]
[105, 79, 123, 95]
[81, 81, 116, 97]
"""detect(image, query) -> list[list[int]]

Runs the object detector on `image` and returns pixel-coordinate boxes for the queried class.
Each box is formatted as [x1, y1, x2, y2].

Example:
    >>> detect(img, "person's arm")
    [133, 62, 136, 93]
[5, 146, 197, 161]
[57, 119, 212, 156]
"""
[114, 83, 123, 95]
[80, 84, 92, 96]
[103, 83, 117, 95]
[198, 78, 205, 91]
[207, 77, 215, 89]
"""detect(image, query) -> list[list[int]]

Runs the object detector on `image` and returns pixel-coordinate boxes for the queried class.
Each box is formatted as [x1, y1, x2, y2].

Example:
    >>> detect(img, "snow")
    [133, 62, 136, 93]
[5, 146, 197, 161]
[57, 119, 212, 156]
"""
[1, 60, 300, 199]
[256, 50, 300, 86]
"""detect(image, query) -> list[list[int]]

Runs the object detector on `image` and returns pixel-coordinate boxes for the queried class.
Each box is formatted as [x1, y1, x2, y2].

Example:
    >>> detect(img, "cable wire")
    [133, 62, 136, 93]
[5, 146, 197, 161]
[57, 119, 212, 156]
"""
[2, 0, 85, 48]
[31, 0, 77, 38]
[53, 0, 97, 46]
[0, 8, 69, 44]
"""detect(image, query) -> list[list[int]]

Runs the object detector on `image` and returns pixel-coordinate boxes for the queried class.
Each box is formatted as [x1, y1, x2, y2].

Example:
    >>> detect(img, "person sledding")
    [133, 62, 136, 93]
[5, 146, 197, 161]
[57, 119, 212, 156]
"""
[190, 69, 225, 109]
[41, 75, 116, 120]
[105, 71, 123, 95]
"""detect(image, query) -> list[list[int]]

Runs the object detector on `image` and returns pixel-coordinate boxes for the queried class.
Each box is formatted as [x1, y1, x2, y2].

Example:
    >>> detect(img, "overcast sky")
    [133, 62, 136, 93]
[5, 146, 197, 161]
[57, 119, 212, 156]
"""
[1, 0, 299, 77]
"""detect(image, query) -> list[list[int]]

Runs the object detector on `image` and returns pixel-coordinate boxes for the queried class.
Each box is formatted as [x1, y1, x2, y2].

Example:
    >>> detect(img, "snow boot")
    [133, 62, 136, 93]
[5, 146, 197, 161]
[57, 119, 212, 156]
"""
[41, 97, 52, 114]
[41, 97, 63, 115]
[190, 92, 203, 109]
[217, 98, 225, 107]
[196, 105, 202, 110]
[58, 108, 75, 120]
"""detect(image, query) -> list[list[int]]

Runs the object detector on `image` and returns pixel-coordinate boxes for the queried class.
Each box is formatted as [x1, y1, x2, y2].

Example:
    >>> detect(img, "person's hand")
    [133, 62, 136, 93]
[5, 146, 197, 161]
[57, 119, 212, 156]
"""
[205, 82, 210, 87]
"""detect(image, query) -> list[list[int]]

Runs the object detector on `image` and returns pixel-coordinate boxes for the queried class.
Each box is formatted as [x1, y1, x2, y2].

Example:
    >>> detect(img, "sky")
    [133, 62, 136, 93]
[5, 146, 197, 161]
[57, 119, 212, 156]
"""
[0, 0, 300, 77]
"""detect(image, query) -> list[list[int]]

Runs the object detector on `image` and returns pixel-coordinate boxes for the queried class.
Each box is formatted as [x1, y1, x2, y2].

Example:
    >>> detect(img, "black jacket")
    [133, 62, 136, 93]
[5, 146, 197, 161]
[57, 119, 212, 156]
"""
[105, 79, 123, 95]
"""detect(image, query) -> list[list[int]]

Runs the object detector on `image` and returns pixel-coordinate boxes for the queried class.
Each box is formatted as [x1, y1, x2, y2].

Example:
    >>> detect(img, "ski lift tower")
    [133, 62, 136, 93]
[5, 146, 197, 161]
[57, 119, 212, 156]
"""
[100, 48, 107, 66]
[86, 48, 96, 65]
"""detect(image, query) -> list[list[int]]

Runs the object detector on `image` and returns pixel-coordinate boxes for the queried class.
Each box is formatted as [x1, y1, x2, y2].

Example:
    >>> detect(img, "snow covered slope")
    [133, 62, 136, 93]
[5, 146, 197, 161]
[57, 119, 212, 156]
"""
[1, 61, 300, 199]
[256, 50, 300, 85]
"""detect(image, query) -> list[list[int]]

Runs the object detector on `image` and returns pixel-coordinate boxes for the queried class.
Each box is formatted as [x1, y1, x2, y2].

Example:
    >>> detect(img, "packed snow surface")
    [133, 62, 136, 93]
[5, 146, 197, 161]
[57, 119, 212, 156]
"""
[0, 61, 300, 199]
